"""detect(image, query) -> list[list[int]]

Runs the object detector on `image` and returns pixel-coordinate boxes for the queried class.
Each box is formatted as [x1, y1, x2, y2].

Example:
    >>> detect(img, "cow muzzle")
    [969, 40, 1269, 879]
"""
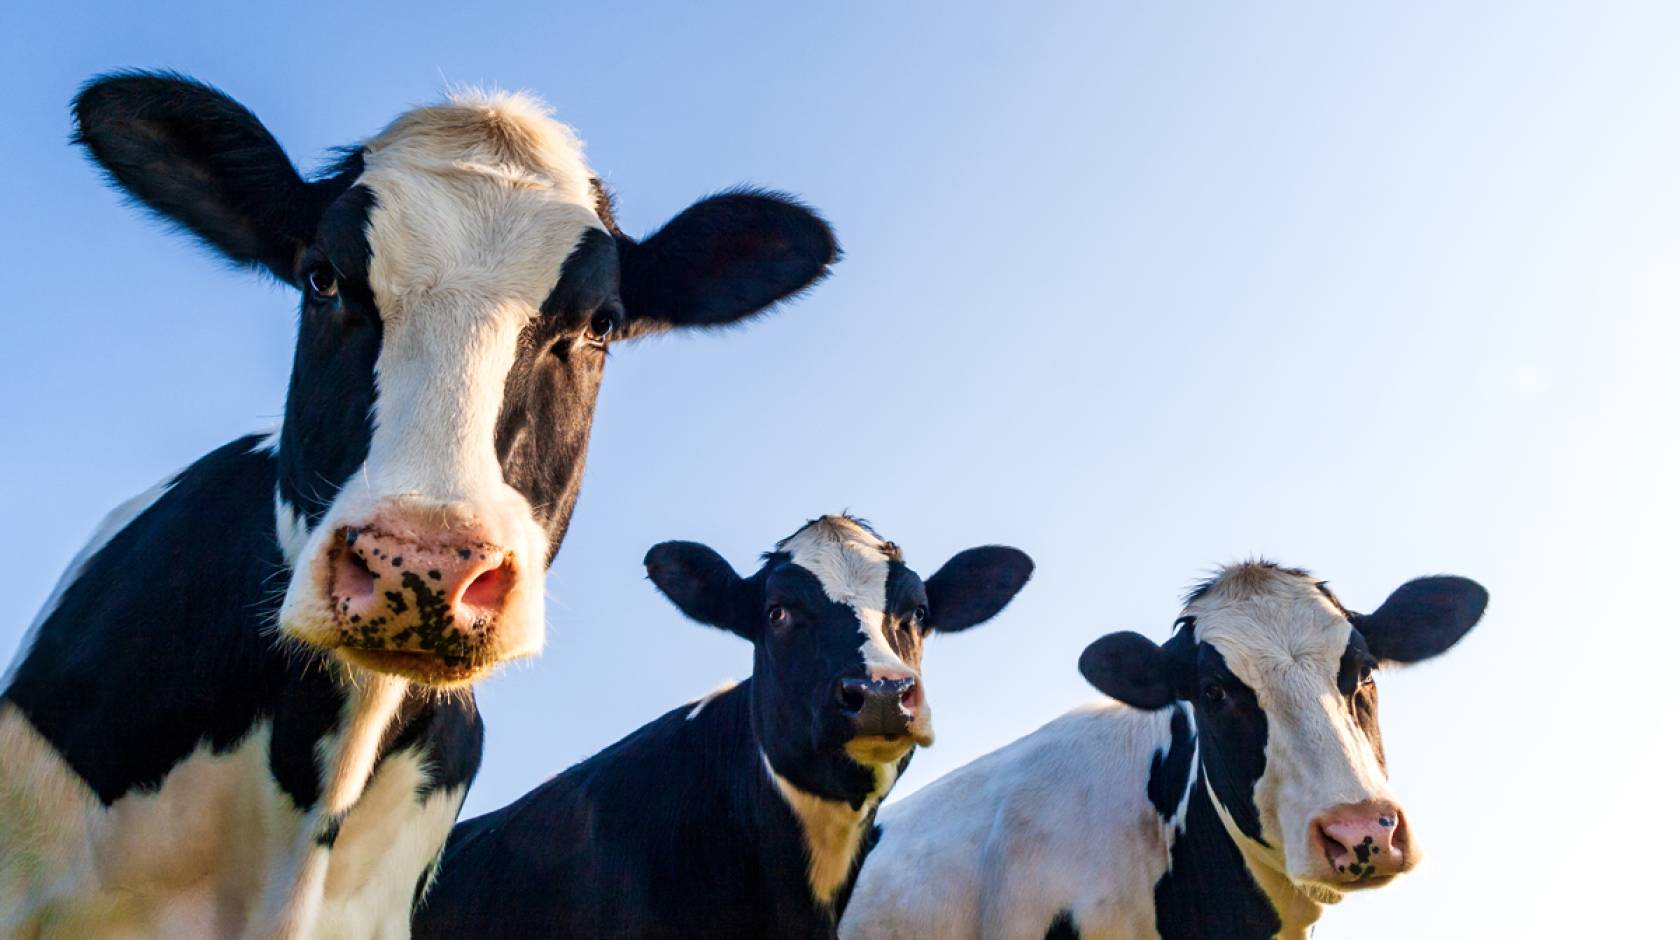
[1307, 800, 1413, 887]
[281, 502, 542, 685]
[837, 672, 929, 762]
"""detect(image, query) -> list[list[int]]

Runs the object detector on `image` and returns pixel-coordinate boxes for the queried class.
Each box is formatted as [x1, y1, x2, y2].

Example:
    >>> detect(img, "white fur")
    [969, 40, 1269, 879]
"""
[278, 90, 606, 665]
[3, 472, 174, 686]
[780, 518, 916, 678]
[765, 752, 899, 906]
[844, 566, 1401, 939]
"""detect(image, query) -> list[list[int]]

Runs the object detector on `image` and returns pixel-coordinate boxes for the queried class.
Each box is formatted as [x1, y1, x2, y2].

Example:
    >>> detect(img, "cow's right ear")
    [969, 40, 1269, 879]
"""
[1079, 632, 1183, 710]
[644, 541, 756, 640]
[73, 71, 324, 283]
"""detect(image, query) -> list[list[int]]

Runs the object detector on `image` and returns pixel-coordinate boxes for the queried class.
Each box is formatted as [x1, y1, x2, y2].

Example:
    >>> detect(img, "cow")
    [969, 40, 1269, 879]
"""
[0, 71, 838, 939]
[841, 561, 1488, 940]
[411, 514, 1035, 939]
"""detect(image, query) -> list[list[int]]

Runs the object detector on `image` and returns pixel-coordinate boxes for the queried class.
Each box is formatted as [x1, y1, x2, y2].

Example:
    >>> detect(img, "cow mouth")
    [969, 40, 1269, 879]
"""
[336, 647, 497, 686]
[844, 734, 920, 764]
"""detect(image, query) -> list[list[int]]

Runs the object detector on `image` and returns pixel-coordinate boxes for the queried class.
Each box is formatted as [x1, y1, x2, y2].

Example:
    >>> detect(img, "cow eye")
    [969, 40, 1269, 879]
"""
[1360, 660, 1377, 685]
[767, 605, 788, 628]
[585, 310, 617, 346]
[306, 266, 339, 302]
[1202, 682, 1226, 704]
[912, 605, 928, 626]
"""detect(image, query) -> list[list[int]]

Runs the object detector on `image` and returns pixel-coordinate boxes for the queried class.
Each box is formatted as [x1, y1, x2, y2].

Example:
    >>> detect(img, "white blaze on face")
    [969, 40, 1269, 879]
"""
[277, 91, 606, 664]
[1186, 566, 1396, 884]
[778, 517, 914, 678]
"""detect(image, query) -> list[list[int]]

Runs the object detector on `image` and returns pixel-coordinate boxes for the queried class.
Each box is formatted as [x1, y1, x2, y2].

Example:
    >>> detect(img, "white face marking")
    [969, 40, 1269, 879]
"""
[278, 91, 608, 667]
[778, 517, 914, 677]
[1185, 566, 1397, 886]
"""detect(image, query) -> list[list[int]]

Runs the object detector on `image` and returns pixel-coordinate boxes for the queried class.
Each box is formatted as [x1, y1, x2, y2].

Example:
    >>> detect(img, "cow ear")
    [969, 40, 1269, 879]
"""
[73, 71, 323, 283]
[617, 190, 838, 337]
[644, 541, 756, 640]
[923, 546, 1034, 633]
[1079, 632, 1181, 710]
[1354, 576, 1488, 664]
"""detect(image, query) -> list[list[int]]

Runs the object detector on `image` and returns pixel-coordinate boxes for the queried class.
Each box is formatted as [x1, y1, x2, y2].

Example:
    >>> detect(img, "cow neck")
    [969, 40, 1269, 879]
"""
[746, 687, 898, 919]
[1162, 708, 1324, 940]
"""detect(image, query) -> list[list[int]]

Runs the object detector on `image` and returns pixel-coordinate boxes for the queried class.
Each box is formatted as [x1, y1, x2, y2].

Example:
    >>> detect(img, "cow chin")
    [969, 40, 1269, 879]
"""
[844, 735, 917, 765]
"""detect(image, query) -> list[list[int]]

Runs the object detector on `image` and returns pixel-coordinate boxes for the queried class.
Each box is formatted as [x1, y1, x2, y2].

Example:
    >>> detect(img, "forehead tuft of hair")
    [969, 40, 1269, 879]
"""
[770, 514, 902, 562]
[361, 88, 596, 206]
[1183, 559, 1318, 607]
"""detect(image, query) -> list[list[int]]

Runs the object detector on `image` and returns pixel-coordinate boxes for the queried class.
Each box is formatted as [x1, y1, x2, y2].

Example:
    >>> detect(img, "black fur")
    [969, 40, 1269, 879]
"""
[1045, 910, 1081, 939]
[416, 523, 1031, 937]
[1146, 705, 1195, 821]
[2, 437, 482, 811]
[1152, 768, 1283, 940]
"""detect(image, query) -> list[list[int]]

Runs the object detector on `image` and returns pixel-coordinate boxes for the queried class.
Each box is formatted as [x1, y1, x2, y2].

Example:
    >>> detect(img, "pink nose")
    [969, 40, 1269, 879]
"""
[1311, 802, 1409, 882]
[325, 519, 517, 661]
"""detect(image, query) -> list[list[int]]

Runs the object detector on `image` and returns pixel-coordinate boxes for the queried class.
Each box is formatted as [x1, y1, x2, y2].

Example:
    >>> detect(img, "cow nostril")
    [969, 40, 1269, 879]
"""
[338, 546, 376, 600]
[897, 680, 920, 712]
[836, 680, 868, 715]
[460, 557, 513, 612]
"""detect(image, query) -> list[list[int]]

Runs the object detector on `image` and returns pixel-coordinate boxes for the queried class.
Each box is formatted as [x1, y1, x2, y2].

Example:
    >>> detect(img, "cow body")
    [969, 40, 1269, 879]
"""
[1, 437, 480, 939]
[414, 515, 1034, 939]
[2, 72, 836, 938]
[843, 562, 1487, 940]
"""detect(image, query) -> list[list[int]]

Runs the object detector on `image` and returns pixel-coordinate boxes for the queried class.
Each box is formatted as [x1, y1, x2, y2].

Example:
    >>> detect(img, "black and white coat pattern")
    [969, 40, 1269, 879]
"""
[0, 73, 836, 939]
[841, 562, 1487, 940]
[413, 515, 1034, 939]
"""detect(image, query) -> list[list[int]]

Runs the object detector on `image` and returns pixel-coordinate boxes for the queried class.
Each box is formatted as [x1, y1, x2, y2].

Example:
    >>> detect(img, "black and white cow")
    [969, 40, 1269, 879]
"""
[412, 515, 1034, 938]
[842, 562, 1487, 940]
[0, 72, 837, 938]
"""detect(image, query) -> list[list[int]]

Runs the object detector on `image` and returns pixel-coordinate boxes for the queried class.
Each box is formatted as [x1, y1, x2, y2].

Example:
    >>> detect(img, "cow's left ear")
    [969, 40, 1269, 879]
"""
[644, 541, 757, 640]
[923, 546, 1034, 633]
[616, 191, 838, 338]
[1352, 576, 1488, 664]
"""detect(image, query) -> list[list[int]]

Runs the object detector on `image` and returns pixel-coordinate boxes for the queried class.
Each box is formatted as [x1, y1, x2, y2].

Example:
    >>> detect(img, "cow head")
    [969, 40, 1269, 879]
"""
[1079, 562, 1486, 901]
[645, 515, 1032, 799]
[72, 72, 837, 687]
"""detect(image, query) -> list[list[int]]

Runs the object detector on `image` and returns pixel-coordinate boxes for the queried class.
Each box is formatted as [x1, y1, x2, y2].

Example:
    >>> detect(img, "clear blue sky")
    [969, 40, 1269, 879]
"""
[2, 3, 1672, 934]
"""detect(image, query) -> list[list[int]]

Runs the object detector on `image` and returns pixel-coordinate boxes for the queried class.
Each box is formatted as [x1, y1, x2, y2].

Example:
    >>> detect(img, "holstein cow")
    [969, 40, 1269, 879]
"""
[412, 515, 1034, 939]
[0, 72, 837, 938]
[842, 562, 1487, 940]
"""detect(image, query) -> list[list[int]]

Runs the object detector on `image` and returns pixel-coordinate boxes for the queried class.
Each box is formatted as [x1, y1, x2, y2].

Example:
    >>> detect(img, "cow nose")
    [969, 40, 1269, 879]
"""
[1310, 801, 1409, 882]
[328, 522, 516, 649]
[835, 675, 920, 737]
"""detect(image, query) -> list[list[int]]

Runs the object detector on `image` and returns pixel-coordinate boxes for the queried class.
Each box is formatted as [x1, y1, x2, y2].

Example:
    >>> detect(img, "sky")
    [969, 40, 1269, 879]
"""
[1, 2, 1673, 934]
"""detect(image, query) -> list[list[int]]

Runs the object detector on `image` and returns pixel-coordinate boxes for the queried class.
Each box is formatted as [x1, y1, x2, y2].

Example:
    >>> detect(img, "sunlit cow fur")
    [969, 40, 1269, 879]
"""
[1, 71, 836, 939]
[841, 562, 1487, 940]
[412, 516, 1033, 939]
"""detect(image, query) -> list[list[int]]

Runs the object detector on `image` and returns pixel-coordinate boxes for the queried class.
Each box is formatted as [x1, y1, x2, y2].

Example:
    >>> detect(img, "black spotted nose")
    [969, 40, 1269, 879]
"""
[835, 675, 919, 737]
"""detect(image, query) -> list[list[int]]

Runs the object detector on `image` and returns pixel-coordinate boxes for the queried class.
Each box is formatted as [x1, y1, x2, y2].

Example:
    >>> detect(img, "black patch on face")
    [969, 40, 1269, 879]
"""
[880, 560, 929, 669]
[1147, 704, 1196, 821]
[494, 228, 622, 559]
[1152, 774, 1284, 939]
[278, 182, 382, 522]
[752, 561, 882, 807]
[1338, 629, 1386, 772]
[1045, 910, 1081, 940]
[1190, 645, 1269, 847]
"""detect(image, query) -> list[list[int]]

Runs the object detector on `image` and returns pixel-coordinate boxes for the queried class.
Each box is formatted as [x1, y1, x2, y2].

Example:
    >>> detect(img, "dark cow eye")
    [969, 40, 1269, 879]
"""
[1202, 682, 1226, 704]
[912, 605, 928, 627]
[585, 310, 617, 346]
[1360, 660, 1377, 685]
[767, 605, 788, 628]
[306, 266, 339, 302]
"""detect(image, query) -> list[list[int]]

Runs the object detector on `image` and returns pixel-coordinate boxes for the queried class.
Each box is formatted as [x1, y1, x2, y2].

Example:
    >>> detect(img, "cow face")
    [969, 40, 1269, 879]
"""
[645, 515, 1032, 799]
[72, 73, 837, 687]
[1079, 563, 1486, 901]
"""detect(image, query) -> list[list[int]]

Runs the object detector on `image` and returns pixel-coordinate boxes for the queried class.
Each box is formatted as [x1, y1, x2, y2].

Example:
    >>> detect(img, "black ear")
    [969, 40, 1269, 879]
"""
[644, 541, 755, 640]
[72, 71, 322, 282]
[922, 546, 1034, 633]
[1354, 576, 1488, 664]
[618, 190, 838, 336]
[1079, 632, 1181, 710]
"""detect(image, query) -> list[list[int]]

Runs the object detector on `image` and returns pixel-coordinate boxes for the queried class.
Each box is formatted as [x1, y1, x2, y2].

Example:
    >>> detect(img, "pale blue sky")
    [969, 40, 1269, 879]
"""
[2, 3, 1673, 934]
